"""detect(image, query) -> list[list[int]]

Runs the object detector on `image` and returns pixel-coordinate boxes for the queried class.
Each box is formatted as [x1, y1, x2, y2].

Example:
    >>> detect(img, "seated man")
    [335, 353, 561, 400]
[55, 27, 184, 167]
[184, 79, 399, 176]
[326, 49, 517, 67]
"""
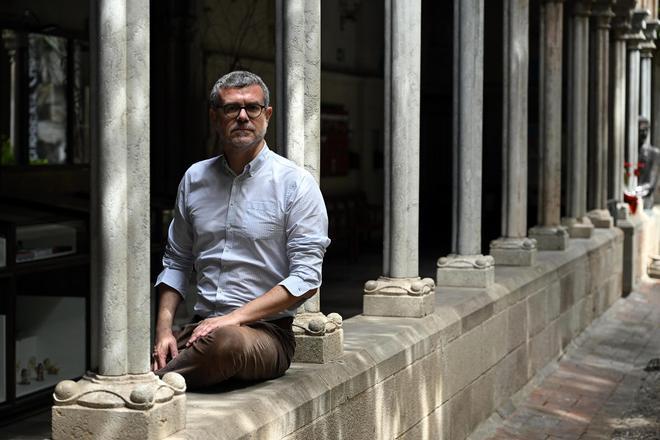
[152, 71, 330, 389]
[636, 116, 660, 210]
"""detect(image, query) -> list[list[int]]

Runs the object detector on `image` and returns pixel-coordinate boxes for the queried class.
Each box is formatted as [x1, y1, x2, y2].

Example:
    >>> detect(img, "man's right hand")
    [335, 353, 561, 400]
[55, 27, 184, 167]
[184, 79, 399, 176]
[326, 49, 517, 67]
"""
[152, 328, 179, 371]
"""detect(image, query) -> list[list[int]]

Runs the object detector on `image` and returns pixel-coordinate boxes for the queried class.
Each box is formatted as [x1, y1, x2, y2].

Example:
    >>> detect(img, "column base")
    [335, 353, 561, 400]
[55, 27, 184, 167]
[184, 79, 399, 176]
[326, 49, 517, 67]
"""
[616, 202, 631, 223]
[587, 209, 614, 228]
[561, 216, 594, 238]
[292, 312, 343, 363]
[648, 255, 660, 279]
[363, 276, 435, 317]
[528, 225, 569, 250]
[436, 254, 495, 288]
[51, 372, 186, 440]
[489, 237, 537, 266]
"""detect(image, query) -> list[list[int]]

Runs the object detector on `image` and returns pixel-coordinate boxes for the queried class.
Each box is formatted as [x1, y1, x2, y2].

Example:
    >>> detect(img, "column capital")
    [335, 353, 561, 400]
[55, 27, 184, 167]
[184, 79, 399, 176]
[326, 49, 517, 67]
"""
[625, 9, 648, 48]
[591, 1, 616, 29]
[641, 19, 660, 55]
[611, 0, 636, 37]
[572, 0, 593, 16]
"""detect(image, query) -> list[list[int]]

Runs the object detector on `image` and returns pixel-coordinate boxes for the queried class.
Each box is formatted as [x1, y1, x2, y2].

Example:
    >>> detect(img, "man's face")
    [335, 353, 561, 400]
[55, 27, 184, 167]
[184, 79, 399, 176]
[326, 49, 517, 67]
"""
[210, 84, 273, 151]
[640, 122, 649, 145]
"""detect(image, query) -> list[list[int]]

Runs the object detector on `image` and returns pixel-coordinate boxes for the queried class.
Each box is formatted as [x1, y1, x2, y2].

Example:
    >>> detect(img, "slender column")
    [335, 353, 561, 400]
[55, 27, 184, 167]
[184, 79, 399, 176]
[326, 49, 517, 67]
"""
[277, 0, 343, 362]
[586, 1, 615, 228]
[530, 0, 570, 249]
[1, 30, 24, 164]
[654, 35, 660, 151]
[490, 0, 537, 265]
[364, 0, 435, 317]
[625, 11, 647, 195]
[562, 0, 595, 238]
[52, 1, 185, 438]
[640, 20, 658, 145]
[437, 0, 495, 288]
[609, 2, 634, 221]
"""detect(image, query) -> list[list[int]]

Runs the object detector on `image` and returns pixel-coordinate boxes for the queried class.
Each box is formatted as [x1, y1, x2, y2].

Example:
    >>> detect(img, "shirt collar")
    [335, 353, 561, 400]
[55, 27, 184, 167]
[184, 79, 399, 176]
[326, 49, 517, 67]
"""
[219, 143, 270, 177]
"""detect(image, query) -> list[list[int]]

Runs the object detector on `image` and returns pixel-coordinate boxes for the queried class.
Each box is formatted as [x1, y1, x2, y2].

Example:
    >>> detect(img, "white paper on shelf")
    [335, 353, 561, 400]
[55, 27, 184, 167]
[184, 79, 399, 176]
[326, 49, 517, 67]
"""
[15, 223, 77, 263]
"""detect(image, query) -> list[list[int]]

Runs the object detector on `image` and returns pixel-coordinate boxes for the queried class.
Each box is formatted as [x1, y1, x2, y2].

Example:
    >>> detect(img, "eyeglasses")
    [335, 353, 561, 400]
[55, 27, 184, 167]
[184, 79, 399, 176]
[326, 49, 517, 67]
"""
[219, 103, 266, 119]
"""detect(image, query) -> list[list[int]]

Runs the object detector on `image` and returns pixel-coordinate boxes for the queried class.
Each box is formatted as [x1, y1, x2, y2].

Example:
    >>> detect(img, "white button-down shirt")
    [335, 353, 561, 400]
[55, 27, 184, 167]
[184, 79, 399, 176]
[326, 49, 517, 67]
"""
[156, 145, 330, 319]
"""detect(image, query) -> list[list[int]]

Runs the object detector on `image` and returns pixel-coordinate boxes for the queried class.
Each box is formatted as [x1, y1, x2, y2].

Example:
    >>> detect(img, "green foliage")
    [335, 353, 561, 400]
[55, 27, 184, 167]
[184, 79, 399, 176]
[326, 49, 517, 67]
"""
[1, 135, 16, 165]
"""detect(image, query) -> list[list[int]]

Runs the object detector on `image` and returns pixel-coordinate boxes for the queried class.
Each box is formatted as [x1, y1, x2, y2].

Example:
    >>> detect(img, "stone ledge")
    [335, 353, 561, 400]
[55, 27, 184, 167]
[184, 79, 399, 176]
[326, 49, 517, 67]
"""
[166, 228, 623, 440]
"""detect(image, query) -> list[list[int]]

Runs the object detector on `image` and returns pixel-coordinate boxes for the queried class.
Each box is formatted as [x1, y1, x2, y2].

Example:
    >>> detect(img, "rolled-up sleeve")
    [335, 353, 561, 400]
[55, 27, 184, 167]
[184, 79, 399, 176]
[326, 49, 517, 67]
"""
[155, 175, 194, 298]
[279, 173, 331, 297]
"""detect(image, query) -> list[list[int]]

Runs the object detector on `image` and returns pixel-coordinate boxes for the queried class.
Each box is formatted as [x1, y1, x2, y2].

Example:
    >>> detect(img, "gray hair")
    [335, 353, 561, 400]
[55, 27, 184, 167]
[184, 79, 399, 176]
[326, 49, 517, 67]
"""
[209, 71, 270, 108]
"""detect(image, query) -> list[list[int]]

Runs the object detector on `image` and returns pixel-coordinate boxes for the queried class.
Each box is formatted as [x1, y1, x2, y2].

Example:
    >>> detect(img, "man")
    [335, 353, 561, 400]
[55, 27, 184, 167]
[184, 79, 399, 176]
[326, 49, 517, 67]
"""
[636, 116, 660, 210]
[152, 71, 330, 389]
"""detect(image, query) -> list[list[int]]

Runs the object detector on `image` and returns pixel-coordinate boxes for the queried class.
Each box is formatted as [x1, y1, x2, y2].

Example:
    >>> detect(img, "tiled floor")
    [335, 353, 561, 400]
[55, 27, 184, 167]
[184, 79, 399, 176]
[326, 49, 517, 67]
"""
[476, 281, 660, 440]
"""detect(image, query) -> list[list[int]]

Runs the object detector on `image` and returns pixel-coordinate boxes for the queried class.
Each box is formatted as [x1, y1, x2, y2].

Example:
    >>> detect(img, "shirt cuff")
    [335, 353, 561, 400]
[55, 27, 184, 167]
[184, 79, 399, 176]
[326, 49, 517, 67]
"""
[279, 275, 315, 298]
[155, 268, 188, 298]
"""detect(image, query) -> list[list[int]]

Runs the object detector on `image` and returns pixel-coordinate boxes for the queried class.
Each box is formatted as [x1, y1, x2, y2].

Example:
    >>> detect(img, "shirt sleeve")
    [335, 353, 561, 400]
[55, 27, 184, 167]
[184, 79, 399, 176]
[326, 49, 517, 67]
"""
[279, 172, 331, 297]
[155, 174, 195, 298]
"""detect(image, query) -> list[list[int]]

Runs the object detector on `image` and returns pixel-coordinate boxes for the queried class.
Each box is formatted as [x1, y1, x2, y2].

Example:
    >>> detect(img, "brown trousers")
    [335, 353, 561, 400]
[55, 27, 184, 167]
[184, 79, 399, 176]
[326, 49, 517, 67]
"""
[156, 316, 295, 389]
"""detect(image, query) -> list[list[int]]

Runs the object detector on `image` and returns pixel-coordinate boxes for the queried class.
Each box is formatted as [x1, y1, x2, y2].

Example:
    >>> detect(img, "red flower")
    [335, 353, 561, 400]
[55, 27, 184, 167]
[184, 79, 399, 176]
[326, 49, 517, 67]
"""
[624, 192, 638, 214]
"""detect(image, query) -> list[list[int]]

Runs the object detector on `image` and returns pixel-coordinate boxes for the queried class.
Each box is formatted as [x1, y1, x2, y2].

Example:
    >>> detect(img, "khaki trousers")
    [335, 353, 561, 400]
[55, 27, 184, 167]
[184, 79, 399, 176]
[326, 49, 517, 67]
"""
[156, 316, 295, 389]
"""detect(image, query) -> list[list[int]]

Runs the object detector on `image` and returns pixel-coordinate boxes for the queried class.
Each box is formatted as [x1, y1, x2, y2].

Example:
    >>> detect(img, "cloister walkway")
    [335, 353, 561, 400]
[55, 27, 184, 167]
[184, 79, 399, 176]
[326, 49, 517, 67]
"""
[471, 281, 660, 440]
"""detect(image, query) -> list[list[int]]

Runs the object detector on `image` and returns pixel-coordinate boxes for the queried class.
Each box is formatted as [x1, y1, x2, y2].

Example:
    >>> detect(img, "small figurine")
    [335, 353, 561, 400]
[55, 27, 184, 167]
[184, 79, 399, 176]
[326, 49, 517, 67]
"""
[36, 363, 44, 381]
[19, 368, 30, 385]
[44, 358, 59, 375]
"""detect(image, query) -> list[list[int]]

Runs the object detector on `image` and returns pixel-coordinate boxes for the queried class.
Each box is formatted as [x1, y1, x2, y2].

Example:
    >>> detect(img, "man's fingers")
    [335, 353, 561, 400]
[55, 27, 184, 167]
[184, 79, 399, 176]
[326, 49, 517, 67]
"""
[169, 340, 179, 359]
[157, 350, 167, 370]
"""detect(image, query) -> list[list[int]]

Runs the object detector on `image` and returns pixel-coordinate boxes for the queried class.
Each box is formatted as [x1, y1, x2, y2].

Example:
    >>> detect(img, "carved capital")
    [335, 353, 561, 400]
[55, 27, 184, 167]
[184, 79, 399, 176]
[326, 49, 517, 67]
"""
[363, 276, 435, 297]
[490, 237, 538, 251]
[53, 372, 185, 410]
[292, 311, 343, 336]
[437, 254, 495, 270]
[591, 1, 615, 28]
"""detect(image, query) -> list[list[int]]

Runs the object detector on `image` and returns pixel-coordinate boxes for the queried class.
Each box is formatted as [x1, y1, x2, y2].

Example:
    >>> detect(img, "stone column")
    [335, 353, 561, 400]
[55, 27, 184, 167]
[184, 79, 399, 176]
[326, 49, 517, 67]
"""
[625, 11, 647, 194]
[363, 0, 435, 317]
[52, 1, 186, 439]
[562, 0, 595, 238]
[437, 0, 495, 288]
[640, 19, 658, 146]
[1, 30, 24, 163]
[586, 1, 615, 228]
[530, 0, 570, 250]
[609, 2, 635, 222]
[489, 0, 538, 266]
[654, 31, 660, 151]
[277, 0, 343, 363]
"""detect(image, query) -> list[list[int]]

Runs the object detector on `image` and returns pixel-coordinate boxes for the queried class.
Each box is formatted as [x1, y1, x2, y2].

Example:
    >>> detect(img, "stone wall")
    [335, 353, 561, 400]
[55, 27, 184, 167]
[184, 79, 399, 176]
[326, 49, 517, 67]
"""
[171, 229, 623, 440]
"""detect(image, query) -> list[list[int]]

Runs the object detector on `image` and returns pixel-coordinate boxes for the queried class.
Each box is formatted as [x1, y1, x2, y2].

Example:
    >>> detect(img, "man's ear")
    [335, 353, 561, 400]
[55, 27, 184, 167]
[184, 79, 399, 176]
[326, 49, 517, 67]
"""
[209, 107, 218, 125]
[264, 106, 273, 123]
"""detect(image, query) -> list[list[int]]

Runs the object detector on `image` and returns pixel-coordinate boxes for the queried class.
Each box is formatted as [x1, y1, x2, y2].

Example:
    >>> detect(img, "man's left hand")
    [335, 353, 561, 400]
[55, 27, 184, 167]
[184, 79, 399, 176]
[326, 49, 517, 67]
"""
[186, 314, 240, 347]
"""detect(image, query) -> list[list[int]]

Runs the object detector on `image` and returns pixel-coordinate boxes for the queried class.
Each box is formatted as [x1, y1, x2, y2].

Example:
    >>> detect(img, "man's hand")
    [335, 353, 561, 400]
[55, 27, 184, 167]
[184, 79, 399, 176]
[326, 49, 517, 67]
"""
[152, 328, 179, 371]
[186, 314, 240, 347]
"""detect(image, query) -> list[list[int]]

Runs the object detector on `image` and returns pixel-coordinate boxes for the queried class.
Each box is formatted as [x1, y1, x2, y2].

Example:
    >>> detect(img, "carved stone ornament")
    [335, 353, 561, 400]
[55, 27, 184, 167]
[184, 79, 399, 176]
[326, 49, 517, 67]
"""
[489, 237, 538, 251]
[292, 312, 343, 336]
[648, 255, 660, 279]
[528, 225, 568, 237]
[53, 372, 185, 410]
[363, 276, 435, 297]
[437, 254, 495, 270]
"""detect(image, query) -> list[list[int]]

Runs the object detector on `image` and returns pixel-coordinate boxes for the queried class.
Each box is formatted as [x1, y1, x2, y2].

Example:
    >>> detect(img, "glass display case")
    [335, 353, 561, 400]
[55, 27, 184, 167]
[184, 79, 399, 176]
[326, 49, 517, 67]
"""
[0, 201, 89, 422]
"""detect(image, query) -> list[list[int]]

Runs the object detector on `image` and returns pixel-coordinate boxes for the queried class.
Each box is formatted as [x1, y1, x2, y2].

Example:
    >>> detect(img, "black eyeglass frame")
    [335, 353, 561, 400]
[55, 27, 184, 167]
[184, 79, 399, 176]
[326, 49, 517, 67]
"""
[217, 103, 267, 119]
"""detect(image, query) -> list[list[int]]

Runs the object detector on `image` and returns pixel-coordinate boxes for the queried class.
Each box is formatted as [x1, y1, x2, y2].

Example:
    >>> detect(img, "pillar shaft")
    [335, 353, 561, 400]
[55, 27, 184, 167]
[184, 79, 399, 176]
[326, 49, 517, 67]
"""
[538, 0, 564, 227]
[654, 45, 660, 150]
[501, 0, 529, 238]
[626, 43, 641, 191]
[385, 0, 421, 278]
[641, 55, 652, 142]
[97, 0, 150, 376]
[303, 0, 321, 312]
[588, 4, 613, 211]
[610, 34, 627, 202]
[282, 0, 305, 166]
[453, 0, 484, 255]
[566, 3, 591, 219]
